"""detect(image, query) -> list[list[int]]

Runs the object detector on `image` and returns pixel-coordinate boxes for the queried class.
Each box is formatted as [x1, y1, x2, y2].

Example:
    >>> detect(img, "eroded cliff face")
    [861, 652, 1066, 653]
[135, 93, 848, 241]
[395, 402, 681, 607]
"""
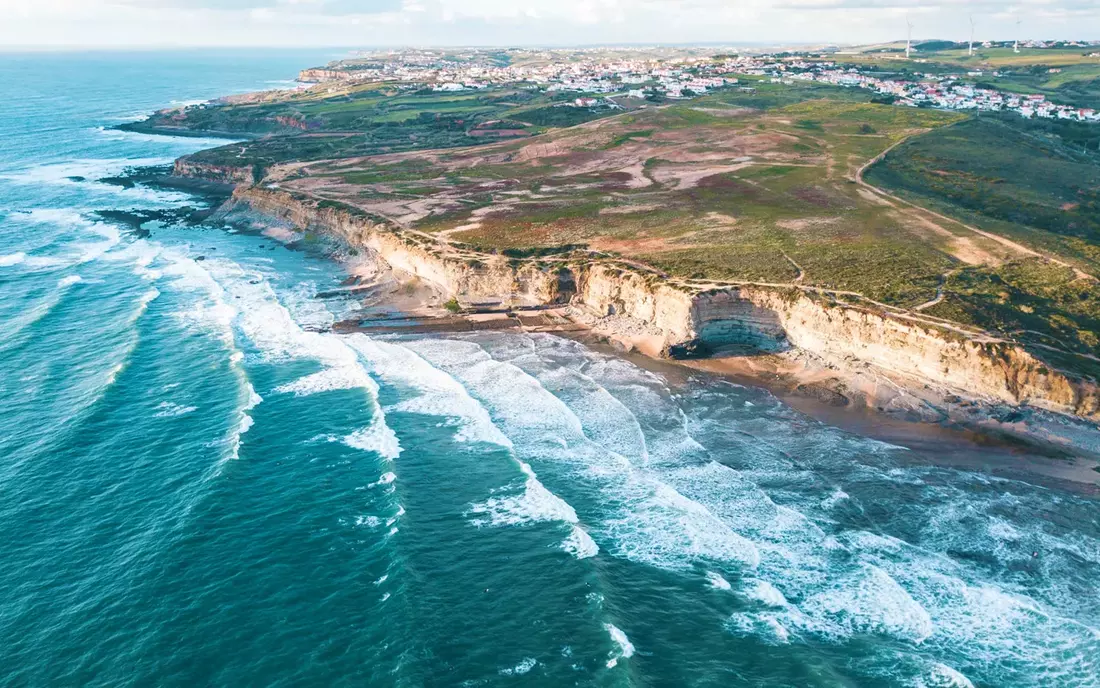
[224, 187, 1100, 423]
[174, 158, 255, 185]
[297, 69, 350, 83]
[695, 288, 1100, 420]
[231, 188, 571, 304]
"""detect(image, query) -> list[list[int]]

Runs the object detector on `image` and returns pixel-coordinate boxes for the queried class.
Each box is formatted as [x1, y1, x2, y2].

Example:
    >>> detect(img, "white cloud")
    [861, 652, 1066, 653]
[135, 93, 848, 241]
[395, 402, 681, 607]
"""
[0, 0, 1095, 48]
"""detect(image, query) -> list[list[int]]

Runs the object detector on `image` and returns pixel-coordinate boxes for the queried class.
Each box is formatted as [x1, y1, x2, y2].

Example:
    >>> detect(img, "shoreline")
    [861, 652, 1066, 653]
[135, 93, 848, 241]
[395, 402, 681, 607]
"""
[117, 154, 1100, 483]
[561, 330, 1100, 495]
[310, 264, 1100, 493]
[328, 289, 1100, 494]
[204, 183, 1100, 470]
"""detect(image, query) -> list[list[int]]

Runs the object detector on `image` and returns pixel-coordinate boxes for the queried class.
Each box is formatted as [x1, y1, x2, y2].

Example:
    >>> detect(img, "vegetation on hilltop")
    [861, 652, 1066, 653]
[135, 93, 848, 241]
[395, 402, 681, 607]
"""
[865, 115, 1100, 265]
[832, 46, 1100, 108]
[125, 84, 633, 172]
[150, 62, 1100, 381]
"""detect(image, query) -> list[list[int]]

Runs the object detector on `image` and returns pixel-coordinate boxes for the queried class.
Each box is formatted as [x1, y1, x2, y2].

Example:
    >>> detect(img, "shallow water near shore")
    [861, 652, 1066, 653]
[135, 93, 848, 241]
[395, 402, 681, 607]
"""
[1, 52, 1099, 687]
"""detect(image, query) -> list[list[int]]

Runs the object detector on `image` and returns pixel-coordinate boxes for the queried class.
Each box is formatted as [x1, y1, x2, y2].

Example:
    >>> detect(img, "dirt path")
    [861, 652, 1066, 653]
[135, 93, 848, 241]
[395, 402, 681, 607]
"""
[913, 285, 946, 312]
[855, 132, 1096, 281]
[782, 251, 805, 283]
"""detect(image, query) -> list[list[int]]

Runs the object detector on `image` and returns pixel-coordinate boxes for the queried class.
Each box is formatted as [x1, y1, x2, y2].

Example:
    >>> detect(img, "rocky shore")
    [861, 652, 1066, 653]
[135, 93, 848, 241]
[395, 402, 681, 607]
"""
[206, 182, 1100, 458]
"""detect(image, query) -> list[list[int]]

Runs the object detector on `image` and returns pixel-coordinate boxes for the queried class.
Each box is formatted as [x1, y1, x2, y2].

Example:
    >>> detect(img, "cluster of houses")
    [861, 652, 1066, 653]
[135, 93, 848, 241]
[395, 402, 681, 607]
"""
[299, 48, 1099, 124]
[301, 51, 739, 102]
[791, 66, 1100, 122]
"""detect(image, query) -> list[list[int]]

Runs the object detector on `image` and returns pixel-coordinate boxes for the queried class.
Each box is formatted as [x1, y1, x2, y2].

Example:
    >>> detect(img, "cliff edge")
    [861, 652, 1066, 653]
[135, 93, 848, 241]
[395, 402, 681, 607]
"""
[218, 185, 1100, 453]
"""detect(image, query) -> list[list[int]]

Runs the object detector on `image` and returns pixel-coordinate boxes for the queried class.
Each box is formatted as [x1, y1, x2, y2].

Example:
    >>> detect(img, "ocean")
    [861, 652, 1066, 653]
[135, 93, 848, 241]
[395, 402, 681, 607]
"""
[0, 51, 1097, 687]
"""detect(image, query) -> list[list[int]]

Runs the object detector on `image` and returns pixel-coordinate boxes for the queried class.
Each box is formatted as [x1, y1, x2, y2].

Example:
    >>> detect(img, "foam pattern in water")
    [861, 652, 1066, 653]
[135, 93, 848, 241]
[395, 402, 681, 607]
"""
[435, 331, 1100, 686]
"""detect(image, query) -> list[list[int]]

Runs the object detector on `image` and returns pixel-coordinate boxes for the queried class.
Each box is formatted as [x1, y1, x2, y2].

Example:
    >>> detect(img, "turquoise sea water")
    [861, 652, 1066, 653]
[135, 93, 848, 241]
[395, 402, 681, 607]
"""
[0, 52, 1098, 687]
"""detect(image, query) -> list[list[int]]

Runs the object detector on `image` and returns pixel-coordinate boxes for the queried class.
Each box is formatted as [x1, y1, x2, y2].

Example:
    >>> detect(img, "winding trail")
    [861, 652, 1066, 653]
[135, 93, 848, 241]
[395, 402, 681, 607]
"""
[912, 268, 960, 312]
[781, 251, 805, 284]
[854, 131, 1096, 282]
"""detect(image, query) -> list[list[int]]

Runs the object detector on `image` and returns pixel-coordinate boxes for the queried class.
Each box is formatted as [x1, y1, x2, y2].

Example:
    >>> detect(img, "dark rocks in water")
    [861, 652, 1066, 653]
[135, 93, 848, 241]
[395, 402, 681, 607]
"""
[1000, 410, 1027, 424]
[97, 175, 137, 189]
[92, 206, 216, 236]
[66, 176, 87, 183]
[663, 339, 713, 360]
[91, 163, 235, 204]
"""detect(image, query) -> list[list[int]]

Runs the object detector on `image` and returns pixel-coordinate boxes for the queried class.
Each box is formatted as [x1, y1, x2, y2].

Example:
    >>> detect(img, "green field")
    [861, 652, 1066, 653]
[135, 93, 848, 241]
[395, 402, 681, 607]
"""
[145, 59, 1100, 381]
[866, 115, 1100, 259]
[122, 84, 626, 171]
[865, 114, 1100, 362]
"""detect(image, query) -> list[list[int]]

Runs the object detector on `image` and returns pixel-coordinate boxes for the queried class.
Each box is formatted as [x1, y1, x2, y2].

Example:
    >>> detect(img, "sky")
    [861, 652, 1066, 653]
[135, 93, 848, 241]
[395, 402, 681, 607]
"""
[1, 0, 1098, 49]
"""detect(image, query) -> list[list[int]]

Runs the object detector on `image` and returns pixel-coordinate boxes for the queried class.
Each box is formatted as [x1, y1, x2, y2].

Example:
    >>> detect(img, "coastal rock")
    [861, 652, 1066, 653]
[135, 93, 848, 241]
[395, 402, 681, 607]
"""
[173, 158, 256, 185]
[216, 186, 1100, 436]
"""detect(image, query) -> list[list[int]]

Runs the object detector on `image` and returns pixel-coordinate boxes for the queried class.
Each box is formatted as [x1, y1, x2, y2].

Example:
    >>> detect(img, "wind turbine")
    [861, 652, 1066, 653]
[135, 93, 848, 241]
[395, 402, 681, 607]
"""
[968, 14, 975, 57]
[906, 16, 913, 59]
[1014, 18, 1021, 53]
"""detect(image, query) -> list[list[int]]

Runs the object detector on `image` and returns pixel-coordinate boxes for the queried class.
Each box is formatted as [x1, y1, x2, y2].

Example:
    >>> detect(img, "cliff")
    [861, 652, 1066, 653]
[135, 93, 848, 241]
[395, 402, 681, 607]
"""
[220, 186, 1100, 431]
[298, 68, 353, 83]
[174, 158, 256, 186]
[230, 188, 573, 304]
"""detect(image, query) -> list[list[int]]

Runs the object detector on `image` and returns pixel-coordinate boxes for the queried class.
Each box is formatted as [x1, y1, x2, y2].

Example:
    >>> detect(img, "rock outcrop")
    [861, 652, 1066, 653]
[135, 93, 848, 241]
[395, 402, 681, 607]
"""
[174, 158, 255, 185]
[298, 68, 352, 83]
[220, 186, 1100, 427]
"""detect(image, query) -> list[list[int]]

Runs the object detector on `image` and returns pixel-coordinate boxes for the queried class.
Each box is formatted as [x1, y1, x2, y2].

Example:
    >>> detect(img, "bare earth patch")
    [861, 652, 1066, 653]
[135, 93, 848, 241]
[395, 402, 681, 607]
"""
[599, 203, 662, 215]
[898, 212, 1002, 266]
[776, 217, 840, 231]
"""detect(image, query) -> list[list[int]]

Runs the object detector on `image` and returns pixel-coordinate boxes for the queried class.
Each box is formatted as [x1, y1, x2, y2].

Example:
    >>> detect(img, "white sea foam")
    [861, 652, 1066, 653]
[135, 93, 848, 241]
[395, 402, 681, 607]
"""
[0, 157, 168, 185]
[4, 210, 123, 268]
[370, 472, 397, 488]
[800, 564, 934, 643]
[916, 663, 976, 688]
[188, 258, 401, 461]
[499, 658, 537, 676]
[154, 401, 197, 418]
[355, 515, 381, 529]
[344, 336, 512, 448]
[743, 578, 787, 607]
[104, 362, 125, 387]
[73, 222, 122, 264]
[95, 127, 237, 149]
[603, 623, 635, 668]
[275, 368, 367, 396]
[562, 525, 599, 559]
[373, 574, 388, 586]
[344, 418, 402, 461]
[57, 275, 83, 287]
[706, 571, 732, 591]
[469, 333, 1100, 682]
[725, 612, 791, 644]
[402, 336, 761, 572]
[329, 331, 1100, 683]
[0, 157, 189, 204]
[226, 383, 263, 462]
[469, 461, 578, 527]
[0, 252, 26, 267]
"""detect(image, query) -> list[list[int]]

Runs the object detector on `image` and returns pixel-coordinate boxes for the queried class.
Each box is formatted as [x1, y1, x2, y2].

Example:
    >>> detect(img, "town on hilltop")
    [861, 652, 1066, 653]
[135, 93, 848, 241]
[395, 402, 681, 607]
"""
[295, 43, 1100, 123]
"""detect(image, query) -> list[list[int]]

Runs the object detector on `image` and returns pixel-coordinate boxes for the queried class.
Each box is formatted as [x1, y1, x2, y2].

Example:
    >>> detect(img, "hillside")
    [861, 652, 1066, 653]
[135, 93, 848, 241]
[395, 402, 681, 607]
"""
[155, 71, 1100, 388]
